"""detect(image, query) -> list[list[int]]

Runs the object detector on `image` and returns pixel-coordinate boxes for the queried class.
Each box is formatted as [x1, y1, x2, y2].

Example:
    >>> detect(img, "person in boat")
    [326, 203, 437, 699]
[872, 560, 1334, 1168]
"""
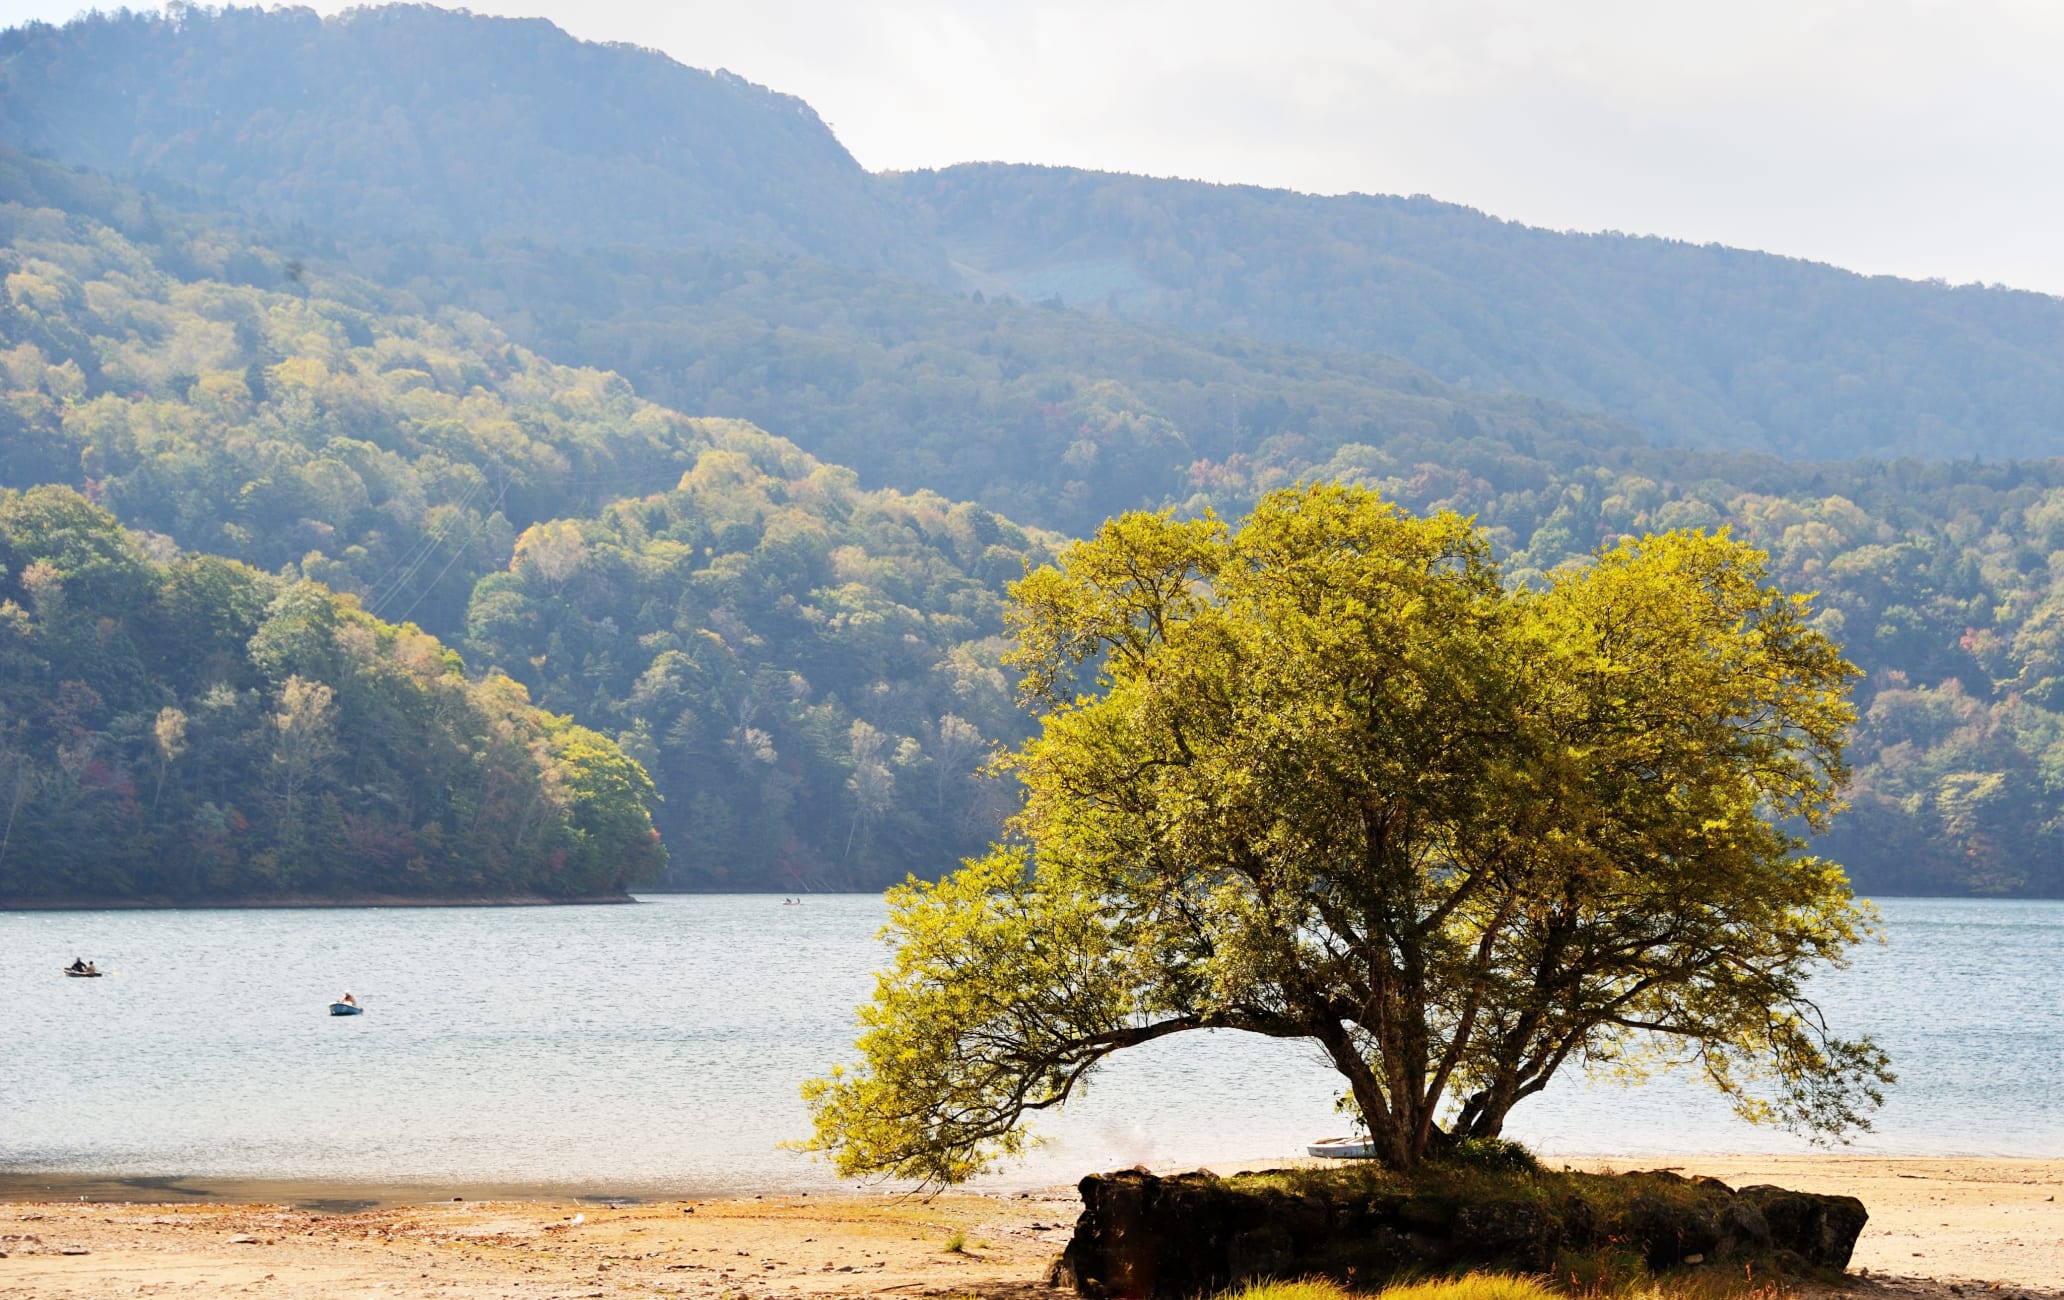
[67, 957, 90, 974]
[338, 992, 358, 1008]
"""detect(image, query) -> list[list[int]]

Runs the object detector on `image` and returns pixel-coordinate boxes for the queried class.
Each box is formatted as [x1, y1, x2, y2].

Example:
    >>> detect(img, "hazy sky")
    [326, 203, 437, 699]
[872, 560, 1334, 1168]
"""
[6, 0, 2061, 295]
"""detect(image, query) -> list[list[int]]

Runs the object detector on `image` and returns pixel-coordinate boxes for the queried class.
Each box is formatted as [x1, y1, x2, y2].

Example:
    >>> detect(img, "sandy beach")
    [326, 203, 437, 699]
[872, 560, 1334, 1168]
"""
[2, 1157, 2059, 1300]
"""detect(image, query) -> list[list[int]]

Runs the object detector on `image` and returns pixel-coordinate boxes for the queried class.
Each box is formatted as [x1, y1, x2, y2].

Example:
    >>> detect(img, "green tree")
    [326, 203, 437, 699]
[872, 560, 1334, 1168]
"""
[548, 723, 666, 893]
[801, 485, 1889, 1180]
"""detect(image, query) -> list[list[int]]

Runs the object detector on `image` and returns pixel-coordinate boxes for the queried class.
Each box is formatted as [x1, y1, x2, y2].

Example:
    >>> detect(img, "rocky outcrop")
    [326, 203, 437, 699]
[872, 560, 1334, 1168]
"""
[1051, 1168, 1867, 1299]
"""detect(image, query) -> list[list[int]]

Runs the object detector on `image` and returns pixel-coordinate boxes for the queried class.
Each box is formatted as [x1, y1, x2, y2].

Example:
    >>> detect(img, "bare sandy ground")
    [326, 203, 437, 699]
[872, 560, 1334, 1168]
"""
[0, 1187, 1080, 1300]
[2, 1157, 2058, 1300]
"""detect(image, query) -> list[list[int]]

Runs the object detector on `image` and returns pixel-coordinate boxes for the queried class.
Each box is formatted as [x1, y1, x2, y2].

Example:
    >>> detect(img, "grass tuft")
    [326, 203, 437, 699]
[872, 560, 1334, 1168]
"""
[1616, 1279, 1794, 1300]
[1220, 1273, 1790, 1300]
[1222, 1278, 1559, 1300]
[1379, 1277, 1561, 1300]
[1219, 1279, 1360, 1300]
[941, 1226, 967, 1254]
[1430, 1138, 1543, 1176]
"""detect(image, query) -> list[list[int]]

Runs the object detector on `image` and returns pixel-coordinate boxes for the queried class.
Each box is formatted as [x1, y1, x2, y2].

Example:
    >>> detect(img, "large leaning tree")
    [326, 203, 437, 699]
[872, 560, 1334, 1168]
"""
[801, 483, 1891, 1179]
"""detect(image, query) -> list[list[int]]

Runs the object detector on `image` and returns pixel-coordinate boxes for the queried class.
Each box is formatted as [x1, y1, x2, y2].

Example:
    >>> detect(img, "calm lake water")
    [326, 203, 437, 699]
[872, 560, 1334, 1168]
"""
[1, 895, 2057, 1194]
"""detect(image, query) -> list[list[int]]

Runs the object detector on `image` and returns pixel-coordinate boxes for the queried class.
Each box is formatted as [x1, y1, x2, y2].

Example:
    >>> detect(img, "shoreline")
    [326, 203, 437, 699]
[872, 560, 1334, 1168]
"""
[11, 890, 2052, 910]
[0, 1171, 757, 1211]
[0, 892, 637, 911]
[9, 1151, 2063, 1207]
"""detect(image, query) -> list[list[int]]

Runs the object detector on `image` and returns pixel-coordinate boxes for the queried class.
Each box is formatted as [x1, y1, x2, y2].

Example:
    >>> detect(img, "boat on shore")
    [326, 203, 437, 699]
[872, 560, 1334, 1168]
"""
[1306, 1135, 1377, 1159]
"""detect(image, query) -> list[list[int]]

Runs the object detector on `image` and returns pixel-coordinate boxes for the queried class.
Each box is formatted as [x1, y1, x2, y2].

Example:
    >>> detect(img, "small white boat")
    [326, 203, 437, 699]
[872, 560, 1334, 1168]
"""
[1306, 1135, 1378, 1159]
[329, 1002, 364, 1016]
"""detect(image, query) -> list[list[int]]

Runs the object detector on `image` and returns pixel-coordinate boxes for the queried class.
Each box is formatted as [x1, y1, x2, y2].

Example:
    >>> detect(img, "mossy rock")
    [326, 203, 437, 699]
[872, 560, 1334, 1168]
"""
[1050, 1164, 1866, 1299]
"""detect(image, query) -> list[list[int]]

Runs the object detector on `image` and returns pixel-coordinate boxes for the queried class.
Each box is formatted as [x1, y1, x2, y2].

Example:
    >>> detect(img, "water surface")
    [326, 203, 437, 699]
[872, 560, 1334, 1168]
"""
[1, 895, 2055, 1194]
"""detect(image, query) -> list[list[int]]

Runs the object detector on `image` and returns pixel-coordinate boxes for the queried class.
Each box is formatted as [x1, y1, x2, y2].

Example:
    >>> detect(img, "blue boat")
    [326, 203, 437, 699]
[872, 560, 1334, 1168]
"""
[329, 1001, 363, 1016]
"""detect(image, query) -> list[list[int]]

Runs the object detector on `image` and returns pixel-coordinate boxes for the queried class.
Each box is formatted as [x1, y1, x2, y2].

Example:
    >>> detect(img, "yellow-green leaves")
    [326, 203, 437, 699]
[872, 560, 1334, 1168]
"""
[797, 848, 1159, 1184]
[1005, 509, 1225, 706]
[803, 484, 1885, 1181]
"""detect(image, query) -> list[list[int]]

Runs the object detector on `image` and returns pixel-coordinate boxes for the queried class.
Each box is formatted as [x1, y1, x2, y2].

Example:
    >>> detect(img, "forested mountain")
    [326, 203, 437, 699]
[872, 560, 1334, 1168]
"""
[10, 8, 2064, 469]
[16, 169, 2064, 896]
[0, 184, 1044, 892]
[0, 5, 936, 275]
[329, 235, 1649, 537]
[0, 484, 663, 902]
[894, 165, 2064, 462]
[10, 6, 2064, 895]
[0, 140, 1658, 543]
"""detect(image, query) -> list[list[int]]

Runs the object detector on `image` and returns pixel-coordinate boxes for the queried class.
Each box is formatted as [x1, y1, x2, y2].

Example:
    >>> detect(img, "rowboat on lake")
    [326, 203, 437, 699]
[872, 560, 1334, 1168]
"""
[329, 1001, 364, 1016]
[1305, 1135, 1378, 1159]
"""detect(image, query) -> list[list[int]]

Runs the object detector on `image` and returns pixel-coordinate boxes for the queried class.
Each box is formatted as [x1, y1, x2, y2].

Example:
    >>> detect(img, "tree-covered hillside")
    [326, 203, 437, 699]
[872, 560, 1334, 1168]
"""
[889, 164, 2064, 462]
[465, 432, 1046, 887]
[0, 191, 700, 637]
[0, 484, 663, 902]
[298, 232, 2064, 896]
[0, 184, 1047, 891]
[0, 5, 937, 275]
[336, 236, 1648, 537]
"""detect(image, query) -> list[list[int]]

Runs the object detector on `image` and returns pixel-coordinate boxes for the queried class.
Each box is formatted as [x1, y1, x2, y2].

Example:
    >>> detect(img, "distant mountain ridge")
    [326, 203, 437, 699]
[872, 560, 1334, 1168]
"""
[0, 4, 939, 275]
[888, 164, 2064, 461]
[8, 5, 2064, 463]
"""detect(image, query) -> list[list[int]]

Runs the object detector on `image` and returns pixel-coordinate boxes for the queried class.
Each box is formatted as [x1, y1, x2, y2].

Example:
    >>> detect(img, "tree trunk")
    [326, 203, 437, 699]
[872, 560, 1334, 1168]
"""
[1312, 1018, 1415, 1169]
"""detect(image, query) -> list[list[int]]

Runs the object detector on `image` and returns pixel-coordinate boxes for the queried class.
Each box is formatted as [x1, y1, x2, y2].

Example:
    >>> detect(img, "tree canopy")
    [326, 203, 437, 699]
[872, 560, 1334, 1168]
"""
[802, 484, 1889, 1179]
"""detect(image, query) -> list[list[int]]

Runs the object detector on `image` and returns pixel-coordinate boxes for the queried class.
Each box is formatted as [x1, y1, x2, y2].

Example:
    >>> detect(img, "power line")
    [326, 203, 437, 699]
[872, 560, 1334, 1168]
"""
[391, 479, 510, 627]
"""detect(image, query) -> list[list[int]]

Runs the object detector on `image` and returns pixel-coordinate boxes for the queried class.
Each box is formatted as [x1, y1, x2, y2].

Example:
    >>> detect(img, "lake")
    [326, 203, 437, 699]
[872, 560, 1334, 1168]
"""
[1, 895, 2056, 1196]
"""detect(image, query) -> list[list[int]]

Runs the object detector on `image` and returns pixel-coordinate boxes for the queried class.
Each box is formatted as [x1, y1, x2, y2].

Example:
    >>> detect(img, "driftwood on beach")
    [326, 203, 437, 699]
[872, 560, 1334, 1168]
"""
[1053, 1167, 1869, 1298]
